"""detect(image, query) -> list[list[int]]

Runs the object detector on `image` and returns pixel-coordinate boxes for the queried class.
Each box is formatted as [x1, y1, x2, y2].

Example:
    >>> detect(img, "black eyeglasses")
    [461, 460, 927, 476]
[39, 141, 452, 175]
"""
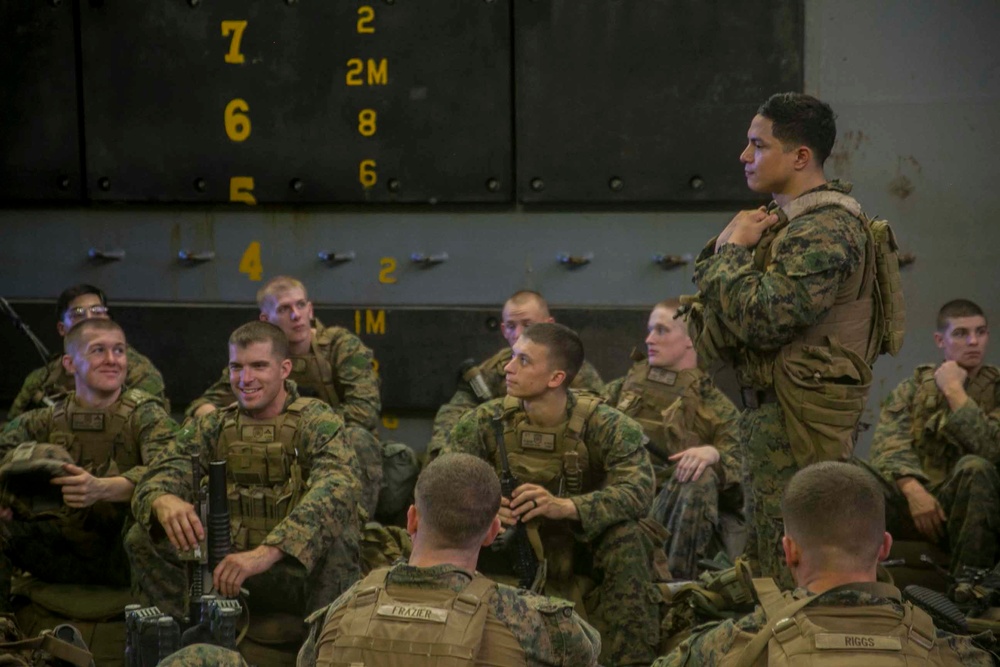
[66, 305, 109, 321]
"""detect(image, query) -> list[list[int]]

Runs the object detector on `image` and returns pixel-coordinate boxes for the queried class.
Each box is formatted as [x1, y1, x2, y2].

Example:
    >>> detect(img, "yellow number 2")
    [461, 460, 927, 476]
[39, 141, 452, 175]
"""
[357, 6, 375, 34]
[239, 241, 263, 282]
[221, 20, 248, 64]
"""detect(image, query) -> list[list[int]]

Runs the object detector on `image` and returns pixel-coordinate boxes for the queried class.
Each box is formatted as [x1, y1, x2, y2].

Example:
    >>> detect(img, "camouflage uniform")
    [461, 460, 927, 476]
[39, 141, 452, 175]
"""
[427, 346, 605, 457]
[125, 381, 363, 619]
[157, 644, 249, 667]
[297, 563, 602, 666]
[692, 181, 871, 589]
[184, 322, 383, 517]
[0, 390, 177, 609]
[7, 345, 167, 419]
[603, 364, 743, 579]
[654, 583, 993, 666]
[868, 364, 1000, 572]
[443, 392, 658, 666]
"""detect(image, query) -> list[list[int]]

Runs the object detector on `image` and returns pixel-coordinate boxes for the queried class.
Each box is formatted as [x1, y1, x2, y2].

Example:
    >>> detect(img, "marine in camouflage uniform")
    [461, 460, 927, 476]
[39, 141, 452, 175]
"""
[0, 319, 177, 610]
[691, 94, 876, 589]
[867, 300, 1000, 573]
[8, 282, 168, 420]
[157, 644, 248, 667]
[126, 381, 362, 619]
[298, 563, 602, 667]
[603, 301, 741, 580]
[428, 290, 604, 458]
[443, 323, 657, 667]
[185, 277, 383, 518]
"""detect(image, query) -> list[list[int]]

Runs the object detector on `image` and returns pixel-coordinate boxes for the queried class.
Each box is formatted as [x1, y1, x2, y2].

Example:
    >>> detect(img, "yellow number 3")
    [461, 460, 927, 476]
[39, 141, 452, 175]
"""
[239, 241, 263, 281]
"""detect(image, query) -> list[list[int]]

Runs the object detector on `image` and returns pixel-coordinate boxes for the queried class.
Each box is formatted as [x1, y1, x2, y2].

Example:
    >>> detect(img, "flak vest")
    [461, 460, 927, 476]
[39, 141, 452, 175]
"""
[616, 361, 702, 469]
[288, 328, 343, 409]
[911, 364, 1000, 486]
[48, 389, 152, 477]
[217, 398, 311, 550]
[725, 579, 965, 667]
[312, 567, 504, 667]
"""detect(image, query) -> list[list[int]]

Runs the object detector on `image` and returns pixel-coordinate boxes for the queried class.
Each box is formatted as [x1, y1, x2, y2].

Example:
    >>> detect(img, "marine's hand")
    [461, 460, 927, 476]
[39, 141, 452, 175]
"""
[669, 445, 720, 483]
[193, 404, 218, 418]
[50, 463, 105, 508]
[213, 545, 283, 598]
[510, 483, 579, 522]
[498, 496, 517, 530]
[901, 481, 947, 542]
[935, 361, 969, 410]
[151, 493, 205, 552]
[716, 207, 779, 251]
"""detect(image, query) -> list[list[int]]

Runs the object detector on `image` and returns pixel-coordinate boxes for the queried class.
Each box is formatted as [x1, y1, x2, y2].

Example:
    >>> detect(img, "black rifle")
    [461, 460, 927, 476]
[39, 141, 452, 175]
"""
[0, 297, 51, 366]
[125, 605, 180, 667]
[492, 416, 539, 590]
[185, 455, 207, 626]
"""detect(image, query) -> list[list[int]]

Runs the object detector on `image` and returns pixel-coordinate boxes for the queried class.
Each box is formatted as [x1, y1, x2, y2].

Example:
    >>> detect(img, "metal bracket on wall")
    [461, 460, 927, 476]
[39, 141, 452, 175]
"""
[177, 250, 216, 263]
[410, 252, 448, 267]
[652, 253, 692, 269]
[899, 253, 916, 268]
[318, 251, 356, 265]
[557, 252, 593, 268]
[88, 248, 125, 261]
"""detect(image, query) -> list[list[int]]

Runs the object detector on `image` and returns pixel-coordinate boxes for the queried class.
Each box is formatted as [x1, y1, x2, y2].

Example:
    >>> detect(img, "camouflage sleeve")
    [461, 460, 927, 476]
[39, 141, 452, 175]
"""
[131, 415, 220, 529]
[262, 404, 361, 572]
[572, 406, 654, 541]
[184, 367, 234, 418]
[869, 377, 927, 482]
[297, 584, 362, 667]
[693, 211, 866, 350]
[438, 404, 493, 461]
[696, 385, 741, 489]
[940, 632, 996, 667]
[651, 619, 739, 666]
[574, 361, 605, 395]
[0, 407, 55, 457]
[937, 392, 1000, 465]
[6, 365, 50, 420]
[125, 347, 168, 403]
[427, 386, 480, 458]
[120, 401, 181, 487]
[328, 329, 381, 432]
[547, 607, 602, 666]
[600, 377, 625, 407]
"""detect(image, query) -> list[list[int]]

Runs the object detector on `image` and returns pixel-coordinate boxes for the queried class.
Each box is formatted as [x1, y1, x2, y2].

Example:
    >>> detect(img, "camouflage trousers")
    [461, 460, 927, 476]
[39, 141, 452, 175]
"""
[581, 522, 661, 666]
[0, 515, 131, 610]
[122, 522, 360, 620]
[650, 468, 745, 580]
[861, 455, 1000, 573]
[342, 425, 385, 520]
[426, 401, 469, 460]
[739, 403, 803, 590]
[157, 643, 248, 667]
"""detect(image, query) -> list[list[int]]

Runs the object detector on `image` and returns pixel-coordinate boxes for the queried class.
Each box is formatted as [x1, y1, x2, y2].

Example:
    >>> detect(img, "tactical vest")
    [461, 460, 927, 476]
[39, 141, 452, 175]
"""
[47, 389, 152, 477]
[313, 567, 500, 667]
[911, 364, 1000, 485]
[725, 579, 965, 667]
[288, 328, 343, 408]
[755, 191, 878, 367]
[498, 394, 602, 497]
[217, 398, 311, 550]
[616, 362, 702, 464]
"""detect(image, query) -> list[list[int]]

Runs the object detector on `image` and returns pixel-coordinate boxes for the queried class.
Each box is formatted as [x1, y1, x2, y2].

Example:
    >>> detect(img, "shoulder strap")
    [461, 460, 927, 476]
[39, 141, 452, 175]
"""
[781, 190, 863, 221]
[566, 395, 600, 444]
[736, 582, 819, 667]
[438, 574, 498, 647]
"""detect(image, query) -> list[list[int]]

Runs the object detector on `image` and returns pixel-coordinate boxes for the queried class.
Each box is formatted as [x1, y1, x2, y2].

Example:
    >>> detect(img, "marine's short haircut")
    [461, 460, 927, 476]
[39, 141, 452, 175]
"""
[64, 318, 124, 355]
[757, 92, 837, 165]
[415, 453, 501, 549]
[256, 276, 308, 309]
[505, 290, 550, 317]
[228, 321, 290, 361]
[652, 298, 688, 335]
[782, 461, 885, 571]
[56, 284, 107, 322]
[521, 322, 584, 386]
[936, 299, 987, 331]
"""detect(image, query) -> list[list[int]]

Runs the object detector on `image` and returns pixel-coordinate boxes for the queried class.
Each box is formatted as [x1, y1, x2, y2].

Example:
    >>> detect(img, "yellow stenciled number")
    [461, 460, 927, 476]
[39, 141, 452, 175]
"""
[346, 58, 388, 86]
[221, 20, 247, 64]
[239, 241, 263, 281]
[358, 109, 376, 137]
[224, 99, 251, 142]
[357, 6, 375, 34]
[229, 177, 256, 205]
[346, 59, 364, 86]
[359, 160, 377, 188]
[381, 414, 399, 430]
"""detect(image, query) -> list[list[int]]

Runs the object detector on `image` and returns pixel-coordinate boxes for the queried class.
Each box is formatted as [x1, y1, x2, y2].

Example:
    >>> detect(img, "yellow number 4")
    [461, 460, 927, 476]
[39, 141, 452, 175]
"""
[239, 241, 263, 282]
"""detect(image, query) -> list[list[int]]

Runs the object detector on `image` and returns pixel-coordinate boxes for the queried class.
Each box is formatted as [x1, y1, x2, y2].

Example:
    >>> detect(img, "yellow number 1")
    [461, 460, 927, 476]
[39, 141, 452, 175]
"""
[239, 241, 263, 281]
[221, 21, 248, 64]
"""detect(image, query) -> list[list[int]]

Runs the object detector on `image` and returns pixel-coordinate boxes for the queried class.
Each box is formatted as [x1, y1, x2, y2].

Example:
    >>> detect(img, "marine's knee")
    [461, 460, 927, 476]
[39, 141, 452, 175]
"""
[953, 455, 1000, 487]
